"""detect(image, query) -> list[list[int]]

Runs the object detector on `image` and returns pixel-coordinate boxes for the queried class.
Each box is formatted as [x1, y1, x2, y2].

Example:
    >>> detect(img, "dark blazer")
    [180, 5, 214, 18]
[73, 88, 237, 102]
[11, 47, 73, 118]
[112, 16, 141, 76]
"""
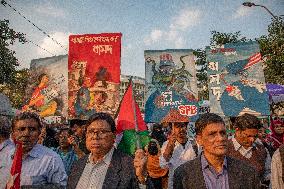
[67, 149, 139, 189]
[173, 156, 261, 189]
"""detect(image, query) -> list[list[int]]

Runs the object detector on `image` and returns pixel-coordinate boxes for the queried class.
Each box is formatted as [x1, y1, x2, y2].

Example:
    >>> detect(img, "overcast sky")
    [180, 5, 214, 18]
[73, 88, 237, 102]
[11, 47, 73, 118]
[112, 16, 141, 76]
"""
[1, 0, 283, 78]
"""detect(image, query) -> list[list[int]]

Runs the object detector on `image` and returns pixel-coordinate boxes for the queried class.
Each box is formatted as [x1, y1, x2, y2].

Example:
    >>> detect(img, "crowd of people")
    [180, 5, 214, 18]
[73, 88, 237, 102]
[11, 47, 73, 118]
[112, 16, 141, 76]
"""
[1, 97, 284, 189]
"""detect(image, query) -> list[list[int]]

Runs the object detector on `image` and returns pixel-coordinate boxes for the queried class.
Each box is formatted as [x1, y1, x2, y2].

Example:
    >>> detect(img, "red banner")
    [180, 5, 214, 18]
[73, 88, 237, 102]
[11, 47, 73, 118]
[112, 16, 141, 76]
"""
[68, 33, 122, 119]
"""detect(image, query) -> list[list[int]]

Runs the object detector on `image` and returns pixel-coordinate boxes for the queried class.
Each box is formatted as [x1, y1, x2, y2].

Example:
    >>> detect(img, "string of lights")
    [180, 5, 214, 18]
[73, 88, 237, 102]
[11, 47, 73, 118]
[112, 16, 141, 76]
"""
[1, 0, 68, 52]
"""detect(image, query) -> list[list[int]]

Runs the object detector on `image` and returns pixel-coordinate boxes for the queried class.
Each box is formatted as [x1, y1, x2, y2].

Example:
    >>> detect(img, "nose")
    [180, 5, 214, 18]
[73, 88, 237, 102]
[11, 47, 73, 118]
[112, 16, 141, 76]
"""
[248, 137, 256, 144]
[22, 128, 31, 136]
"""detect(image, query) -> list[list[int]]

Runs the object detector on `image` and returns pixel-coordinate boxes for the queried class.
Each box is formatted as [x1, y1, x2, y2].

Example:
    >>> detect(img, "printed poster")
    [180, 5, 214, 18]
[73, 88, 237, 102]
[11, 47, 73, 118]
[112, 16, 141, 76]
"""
[68, 33, 122, 119]
[144, 49, 199, 123]
[22, 55, 68, 123]
[206, 41, 270, 116]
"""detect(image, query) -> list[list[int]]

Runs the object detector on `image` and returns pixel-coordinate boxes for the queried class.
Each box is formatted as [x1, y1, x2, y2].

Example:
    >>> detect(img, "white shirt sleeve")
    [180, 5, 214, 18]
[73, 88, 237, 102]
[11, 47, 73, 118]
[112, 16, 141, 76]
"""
[271, 149, 284, 189]
[264, 147, 271, 181]
[159, 140, 170, 169]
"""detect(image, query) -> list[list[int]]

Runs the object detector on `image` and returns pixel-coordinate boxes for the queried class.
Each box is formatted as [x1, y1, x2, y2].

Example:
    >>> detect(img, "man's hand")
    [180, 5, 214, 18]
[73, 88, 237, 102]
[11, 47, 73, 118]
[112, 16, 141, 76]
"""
[134, 149, 147, 184]
[68, 135, 79, 148]
[168, 132, 177, 146]
[163, 132, 176, 162]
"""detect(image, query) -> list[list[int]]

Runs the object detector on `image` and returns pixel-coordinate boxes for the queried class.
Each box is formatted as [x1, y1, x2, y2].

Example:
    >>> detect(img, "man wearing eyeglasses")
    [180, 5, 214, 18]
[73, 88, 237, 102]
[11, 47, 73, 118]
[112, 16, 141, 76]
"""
[159, 120, 198, 189]
[67, 112, 139, 189]
[227, 113, 271, 188]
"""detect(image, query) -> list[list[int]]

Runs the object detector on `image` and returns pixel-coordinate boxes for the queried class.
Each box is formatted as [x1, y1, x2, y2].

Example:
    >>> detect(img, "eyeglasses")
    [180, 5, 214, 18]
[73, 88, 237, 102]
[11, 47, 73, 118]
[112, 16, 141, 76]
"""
[86, 129, 112, 138]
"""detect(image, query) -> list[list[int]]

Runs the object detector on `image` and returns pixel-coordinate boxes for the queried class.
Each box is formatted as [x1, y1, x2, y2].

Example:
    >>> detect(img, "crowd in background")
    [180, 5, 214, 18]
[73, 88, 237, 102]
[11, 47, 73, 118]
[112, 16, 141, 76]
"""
[1, 96, 284, 189]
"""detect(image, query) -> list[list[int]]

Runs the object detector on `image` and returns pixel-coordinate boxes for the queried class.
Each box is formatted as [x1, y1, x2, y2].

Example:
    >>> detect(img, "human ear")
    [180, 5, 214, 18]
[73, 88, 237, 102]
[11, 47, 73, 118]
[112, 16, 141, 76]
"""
[196, 134, 202, 147]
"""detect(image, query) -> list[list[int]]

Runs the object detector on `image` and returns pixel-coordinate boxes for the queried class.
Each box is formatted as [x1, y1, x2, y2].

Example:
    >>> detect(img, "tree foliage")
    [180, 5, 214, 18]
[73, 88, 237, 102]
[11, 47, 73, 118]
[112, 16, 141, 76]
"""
[194, 31, 249, 100]
[0, 68, 30, 108]
[257, 17, 284, 114]
[193, 49, 208, 100]
[257, 17, 284, 85]
[0, 19, 27, 85]
[210, 31, 248, 47]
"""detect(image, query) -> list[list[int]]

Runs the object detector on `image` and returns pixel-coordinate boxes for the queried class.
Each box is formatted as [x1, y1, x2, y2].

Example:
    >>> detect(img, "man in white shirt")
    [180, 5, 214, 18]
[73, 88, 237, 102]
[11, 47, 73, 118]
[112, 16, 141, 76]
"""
[159, 121, 197, 189]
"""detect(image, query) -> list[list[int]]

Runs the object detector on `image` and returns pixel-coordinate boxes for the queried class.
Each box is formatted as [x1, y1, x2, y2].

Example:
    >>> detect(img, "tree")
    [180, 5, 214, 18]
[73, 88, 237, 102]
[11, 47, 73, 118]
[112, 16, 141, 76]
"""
[193, 49, 208, 100]
[194, 31, 249, 100]
[0, 68, 30, 108]
[210, 31, 248, 47]
[0, 19, 27, 85]
[257, 17, 284, 114]
[258, 17, 284, 85]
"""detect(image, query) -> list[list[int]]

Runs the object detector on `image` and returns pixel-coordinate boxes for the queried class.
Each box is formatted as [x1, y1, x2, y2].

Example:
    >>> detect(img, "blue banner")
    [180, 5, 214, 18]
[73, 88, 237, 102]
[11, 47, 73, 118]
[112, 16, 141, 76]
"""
[206, 41, 270, 116]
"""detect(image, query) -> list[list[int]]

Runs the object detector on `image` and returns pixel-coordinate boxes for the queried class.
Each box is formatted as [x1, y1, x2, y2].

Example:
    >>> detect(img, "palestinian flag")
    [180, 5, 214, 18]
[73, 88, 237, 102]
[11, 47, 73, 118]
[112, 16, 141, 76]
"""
[116, 79, 150, 155]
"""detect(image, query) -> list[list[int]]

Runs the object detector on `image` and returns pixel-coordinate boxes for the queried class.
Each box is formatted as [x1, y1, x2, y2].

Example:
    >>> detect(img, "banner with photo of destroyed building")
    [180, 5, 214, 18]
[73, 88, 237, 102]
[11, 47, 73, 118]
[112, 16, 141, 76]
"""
[68, 33, 122, 119]
[206, 41, 270, 117]
[144, 49, 199, 123]
[22, 55, 68, 124]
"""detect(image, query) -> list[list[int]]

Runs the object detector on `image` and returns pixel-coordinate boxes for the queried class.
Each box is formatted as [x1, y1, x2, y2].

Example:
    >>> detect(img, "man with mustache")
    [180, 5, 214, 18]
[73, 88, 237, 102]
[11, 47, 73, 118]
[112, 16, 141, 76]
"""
[159, 120, 197, 189]
[174, 113, 261, 189]
[0, 112, 67, 188]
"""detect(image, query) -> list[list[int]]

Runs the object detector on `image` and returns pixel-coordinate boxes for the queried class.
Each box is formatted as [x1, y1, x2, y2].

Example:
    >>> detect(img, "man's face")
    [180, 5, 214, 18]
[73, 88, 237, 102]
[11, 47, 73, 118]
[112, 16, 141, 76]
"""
[235, 128, 258, 149]
[258, 127, 266, 140]
[12, 119, 40, 154]
[94, 92, 106, 105]
[197, 123, 227, 157]
[172, 122, 188, 144]
[59, 130, 71, 148]
[86, 119, 114, 156]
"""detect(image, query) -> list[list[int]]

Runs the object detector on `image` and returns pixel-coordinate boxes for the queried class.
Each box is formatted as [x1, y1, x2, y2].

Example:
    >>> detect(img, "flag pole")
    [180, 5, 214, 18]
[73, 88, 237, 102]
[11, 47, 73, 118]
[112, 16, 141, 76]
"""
[130, 78, 141, 149]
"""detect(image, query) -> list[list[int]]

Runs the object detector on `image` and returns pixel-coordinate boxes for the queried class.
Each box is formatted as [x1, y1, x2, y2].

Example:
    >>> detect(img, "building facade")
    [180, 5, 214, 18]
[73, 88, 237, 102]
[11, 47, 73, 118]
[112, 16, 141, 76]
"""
[120, 75, 145, 112]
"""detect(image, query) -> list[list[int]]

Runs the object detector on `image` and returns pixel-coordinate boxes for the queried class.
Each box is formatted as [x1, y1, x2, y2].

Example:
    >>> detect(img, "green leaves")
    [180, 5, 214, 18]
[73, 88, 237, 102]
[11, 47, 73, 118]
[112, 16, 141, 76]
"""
[257, 17, 284, 85]
[0, 19, 27, 85]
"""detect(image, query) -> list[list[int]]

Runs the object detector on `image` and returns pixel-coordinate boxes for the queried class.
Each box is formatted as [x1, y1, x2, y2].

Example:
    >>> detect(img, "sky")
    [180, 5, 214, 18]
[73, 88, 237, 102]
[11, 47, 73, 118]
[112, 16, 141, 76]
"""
[1, 0, 283, 78]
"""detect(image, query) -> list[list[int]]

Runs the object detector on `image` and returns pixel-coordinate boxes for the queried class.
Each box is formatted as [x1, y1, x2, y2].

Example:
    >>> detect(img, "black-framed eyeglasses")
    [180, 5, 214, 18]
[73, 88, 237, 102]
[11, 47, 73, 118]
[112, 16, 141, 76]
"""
[86, 129, 112, 138]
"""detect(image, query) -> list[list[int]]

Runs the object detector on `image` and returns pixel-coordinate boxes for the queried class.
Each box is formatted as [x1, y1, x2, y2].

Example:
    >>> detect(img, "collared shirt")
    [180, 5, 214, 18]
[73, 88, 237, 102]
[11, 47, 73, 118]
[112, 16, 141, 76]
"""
[0, 144, 67, 189]
[232, 137, 271, 180]
[52, 147, 78, 175]
[160, 140, 196, 189]
[201, 153, 229, 189]
[76, 147, 115, 189]
[0, 138, 14, 152]
[271, 148, 284, 189]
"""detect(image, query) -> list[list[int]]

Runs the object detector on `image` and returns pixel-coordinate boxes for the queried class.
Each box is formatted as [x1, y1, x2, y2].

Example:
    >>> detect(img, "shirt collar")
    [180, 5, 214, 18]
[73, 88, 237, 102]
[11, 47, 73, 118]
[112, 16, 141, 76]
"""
[0, 138, 13, 151]
[201, 153, 227, 170]
[27, 144, 44, 158]
[232, 137, 254, 151]
[174, 139, 191, 147]
[88, 146, 115, 165]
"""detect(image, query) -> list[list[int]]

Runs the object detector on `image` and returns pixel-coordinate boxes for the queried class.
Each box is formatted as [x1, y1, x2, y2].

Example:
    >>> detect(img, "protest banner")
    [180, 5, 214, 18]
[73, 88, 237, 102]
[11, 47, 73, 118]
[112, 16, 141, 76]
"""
[144, 49, 199, 123]
[206, 41, 270, 116]
[68, 33, 122, 119]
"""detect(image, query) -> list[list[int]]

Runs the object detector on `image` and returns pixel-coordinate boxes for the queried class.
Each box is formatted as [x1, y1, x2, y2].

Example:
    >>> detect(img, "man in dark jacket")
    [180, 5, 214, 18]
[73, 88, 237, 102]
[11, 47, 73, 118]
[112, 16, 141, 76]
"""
[173, 113, 261, 189]
[67, 113, 139, 189]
